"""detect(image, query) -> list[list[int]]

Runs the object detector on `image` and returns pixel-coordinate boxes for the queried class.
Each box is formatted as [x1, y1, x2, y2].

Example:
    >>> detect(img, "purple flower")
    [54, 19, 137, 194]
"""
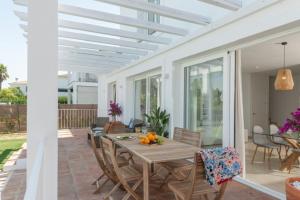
[108, 101, 122, 117]
[279, 108, 300, 134]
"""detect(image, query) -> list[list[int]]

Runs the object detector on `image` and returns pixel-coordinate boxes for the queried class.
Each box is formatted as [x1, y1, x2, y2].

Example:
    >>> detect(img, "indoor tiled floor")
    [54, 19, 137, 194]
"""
[2, 129, 278, 200]
[245, 140, 300, 194]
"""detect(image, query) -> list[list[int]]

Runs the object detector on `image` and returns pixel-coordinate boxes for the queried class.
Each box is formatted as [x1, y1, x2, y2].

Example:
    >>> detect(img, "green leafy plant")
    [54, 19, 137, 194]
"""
[0, 64, 9, 90]
[58, 96, 68, 104]
[145, 107, 170, 136]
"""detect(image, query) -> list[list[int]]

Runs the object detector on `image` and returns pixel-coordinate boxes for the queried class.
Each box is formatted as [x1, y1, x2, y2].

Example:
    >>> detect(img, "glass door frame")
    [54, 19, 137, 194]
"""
[181, 52, 235, 147]
[133, 70, 162, 119]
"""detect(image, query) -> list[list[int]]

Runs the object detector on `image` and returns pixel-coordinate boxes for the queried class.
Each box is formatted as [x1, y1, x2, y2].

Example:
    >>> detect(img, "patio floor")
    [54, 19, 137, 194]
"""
[1, 129, 278, 200]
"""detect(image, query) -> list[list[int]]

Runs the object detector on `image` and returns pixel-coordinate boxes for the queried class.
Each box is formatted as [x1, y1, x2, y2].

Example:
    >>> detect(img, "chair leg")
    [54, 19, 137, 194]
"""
[268, 148, 273, 170]
[263, 147, 266, 162]
[104, 182, 121, 200]
[121, 178, 143, 200]
[93, 177, 110, 194]
[277, 148, 282, 161]
[92, 173, 104, 185]
[251, 146, 258, 164]
[215, 182, 228, 200]
[159, 172, 172, 189]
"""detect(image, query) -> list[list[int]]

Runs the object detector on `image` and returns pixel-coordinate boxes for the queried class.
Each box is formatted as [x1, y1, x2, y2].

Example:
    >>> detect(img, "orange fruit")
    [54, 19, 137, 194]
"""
[144, 137, 150, 144]
[147, 134, 155, 142]
[148, 131, 156, 135]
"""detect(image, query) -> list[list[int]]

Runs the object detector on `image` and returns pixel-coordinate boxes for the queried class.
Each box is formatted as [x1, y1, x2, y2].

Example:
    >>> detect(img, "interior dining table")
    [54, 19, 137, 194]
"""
[106, 133, 200, 200]
[275, 133, 300, 173]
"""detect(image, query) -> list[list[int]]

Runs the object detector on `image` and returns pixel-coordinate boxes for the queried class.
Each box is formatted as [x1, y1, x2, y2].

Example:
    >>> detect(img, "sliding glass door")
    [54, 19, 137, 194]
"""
[134, 74, 162, 120]
[134, 79, 147, 120]
[185, 58, 224, 147]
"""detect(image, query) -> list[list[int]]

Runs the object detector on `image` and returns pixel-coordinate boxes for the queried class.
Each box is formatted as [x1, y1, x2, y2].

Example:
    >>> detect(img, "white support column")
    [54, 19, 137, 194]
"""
[27, 0, 58, 200]
[161, 59, 174, 138]
[98, 74, 108, 117]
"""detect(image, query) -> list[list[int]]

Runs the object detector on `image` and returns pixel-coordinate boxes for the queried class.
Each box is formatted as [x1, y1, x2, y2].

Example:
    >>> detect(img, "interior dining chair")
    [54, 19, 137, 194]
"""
[160, 127, 201, 188]
[101, 136, 143, 200]
[168, 152, 228, 200]
[269, 123, 290, 158]
[251, 125, 281, 169]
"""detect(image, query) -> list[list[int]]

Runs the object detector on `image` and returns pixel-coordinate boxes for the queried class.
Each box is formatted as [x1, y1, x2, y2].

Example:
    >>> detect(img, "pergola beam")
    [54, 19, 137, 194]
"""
[59, 55, 129, 65]
[59, 52, 131, 64]
[95, 0, 211, 25]
[59, 64, 112, 74]
[59, 46, 140, 60]
[15, 11, 171, 44]
[14, 0, 189, 36]
[20, 24, 158, 51]
[198, 0, 242, 11]
[59, 39, 149, 56]
[59, 60, 122, 69]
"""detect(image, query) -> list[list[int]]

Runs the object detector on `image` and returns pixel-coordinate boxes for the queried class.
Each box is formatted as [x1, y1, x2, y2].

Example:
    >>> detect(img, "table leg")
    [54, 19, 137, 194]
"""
[143, 162, 150, 200]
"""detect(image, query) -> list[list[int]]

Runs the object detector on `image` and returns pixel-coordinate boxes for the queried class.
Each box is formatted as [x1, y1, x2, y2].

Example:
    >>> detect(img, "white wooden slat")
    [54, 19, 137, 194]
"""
[20, 24, 158, 51]
[59, 51, 132, 63]
[60, 60, 122, 69]
[59, 54, 129, 65]
[59, 64, 114, 74]
[59, 31, 158, 51]
[59, 4, 188, 36]
[14, 11, 171, 45]
[95, 0, 211, 25]
[198, 0, 242, 11]
[59, 39, 149, 56]
[14, 1, 188, 36]
[59, 46, 140, 60]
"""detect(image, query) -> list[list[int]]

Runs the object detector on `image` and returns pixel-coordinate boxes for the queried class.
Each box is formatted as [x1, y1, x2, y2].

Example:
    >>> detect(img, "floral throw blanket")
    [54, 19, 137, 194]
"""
[199, 147, 242, 186]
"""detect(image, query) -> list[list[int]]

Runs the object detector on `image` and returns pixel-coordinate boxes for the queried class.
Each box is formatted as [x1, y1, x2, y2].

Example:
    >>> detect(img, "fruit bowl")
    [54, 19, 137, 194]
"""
[139, 132, 163, 145]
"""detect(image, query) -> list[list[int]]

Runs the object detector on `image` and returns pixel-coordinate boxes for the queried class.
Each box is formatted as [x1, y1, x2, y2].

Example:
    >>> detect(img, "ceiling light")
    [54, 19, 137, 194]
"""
[274, 42, 294, 91]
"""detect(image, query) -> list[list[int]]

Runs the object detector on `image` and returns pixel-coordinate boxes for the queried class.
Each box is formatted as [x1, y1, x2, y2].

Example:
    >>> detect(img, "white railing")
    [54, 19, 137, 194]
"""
[58, 109, 97, 129]
[24, 140, 45, 200]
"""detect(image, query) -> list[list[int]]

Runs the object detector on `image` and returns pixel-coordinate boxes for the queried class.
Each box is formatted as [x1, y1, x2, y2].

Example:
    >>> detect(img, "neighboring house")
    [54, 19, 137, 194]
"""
[9, 75, 68, 97]
[8, 80, 27, 95]
[67, 72, 98, 104]
[9, 72, 98, 104]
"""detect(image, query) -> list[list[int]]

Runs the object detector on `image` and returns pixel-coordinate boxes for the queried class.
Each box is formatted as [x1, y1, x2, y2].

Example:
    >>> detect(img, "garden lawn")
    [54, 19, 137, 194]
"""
[0, 137, 25, 170]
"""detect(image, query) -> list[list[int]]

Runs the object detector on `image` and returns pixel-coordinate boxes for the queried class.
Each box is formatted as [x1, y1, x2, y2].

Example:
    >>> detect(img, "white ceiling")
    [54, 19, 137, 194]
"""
[242, 32, 300, 74]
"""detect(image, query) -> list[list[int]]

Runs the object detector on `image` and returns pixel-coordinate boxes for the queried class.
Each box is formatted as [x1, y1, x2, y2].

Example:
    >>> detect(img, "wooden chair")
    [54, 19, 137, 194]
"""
[280, 136, 300, 173]
[168, 152, 228, 200]
[160, 127, 202, 187]
[101, 136, 143, 200]
[90, 135, 120, 194]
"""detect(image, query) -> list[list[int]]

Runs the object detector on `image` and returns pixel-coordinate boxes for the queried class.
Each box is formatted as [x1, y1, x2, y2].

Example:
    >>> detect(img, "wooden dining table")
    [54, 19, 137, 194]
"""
[106, 133, 200, 200]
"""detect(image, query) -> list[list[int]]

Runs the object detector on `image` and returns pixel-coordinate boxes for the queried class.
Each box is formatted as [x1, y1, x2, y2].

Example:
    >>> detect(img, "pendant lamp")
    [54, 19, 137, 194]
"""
[274, 42, 294, 90]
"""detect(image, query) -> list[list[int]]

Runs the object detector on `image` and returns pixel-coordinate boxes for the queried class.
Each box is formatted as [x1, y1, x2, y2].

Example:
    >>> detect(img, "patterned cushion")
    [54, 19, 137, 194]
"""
[199, 147, 242, 185]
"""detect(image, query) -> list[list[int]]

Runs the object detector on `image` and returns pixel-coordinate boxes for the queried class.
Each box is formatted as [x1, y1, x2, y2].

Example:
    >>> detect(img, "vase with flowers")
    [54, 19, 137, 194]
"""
[279, 108, 300, 138]
[108, 101, 122, 122]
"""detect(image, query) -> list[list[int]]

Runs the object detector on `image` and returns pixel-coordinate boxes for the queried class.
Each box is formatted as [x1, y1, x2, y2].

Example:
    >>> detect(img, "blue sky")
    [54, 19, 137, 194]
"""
[0, 0, 119, 88]
[0, 0, 27, 88]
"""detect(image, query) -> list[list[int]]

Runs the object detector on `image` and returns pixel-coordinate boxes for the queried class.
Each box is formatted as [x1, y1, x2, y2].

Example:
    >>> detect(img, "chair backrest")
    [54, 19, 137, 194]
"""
[174, 127, 202, 147]
[253, 125, 268, 145]
[269, 124, 279, 135]
[100, 136, 141, 200]
[90, 135, 116, 182]
[95, 117, 110, 127]
[186, 152, 226, 200]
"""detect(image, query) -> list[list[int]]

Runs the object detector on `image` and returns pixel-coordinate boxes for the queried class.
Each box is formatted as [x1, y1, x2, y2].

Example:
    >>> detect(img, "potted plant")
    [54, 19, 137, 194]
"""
[145, 107, 170, 137]
[286, 177, 300, 200]
[108, 101, 122, 122]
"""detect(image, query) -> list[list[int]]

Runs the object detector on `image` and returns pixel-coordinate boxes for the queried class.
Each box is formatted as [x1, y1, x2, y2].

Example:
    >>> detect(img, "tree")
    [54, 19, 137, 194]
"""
[0, 87, 26, 104]
[0, 64, 9, 90]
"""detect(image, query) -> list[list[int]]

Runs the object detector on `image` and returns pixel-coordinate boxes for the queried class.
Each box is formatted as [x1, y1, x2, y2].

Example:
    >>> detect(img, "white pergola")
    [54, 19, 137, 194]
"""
[12, 0, 242, 199]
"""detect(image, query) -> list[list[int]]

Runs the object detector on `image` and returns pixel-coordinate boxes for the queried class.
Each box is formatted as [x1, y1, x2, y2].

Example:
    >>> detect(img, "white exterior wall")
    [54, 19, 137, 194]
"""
[99, 0, 300, 136]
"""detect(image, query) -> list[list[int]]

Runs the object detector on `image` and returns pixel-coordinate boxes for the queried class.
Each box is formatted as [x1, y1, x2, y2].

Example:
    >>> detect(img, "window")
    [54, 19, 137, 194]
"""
[148, 0, 160, 35]
[149, 75, 161, 112]
[134, 79, 147, 120]
[134, 74, 162, 120]
[185, 58, 223, 147]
